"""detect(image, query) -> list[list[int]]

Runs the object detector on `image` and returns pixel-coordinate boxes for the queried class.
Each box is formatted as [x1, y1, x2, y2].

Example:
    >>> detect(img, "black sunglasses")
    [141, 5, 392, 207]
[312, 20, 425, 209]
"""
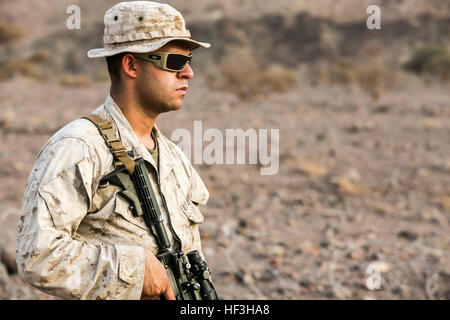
[133, 51, 192, 72]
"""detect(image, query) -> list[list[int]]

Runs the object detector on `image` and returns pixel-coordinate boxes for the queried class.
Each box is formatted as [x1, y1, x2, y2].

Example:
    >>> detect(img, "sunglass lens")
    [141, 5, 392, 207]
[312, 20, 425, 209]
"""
[166, 54, 191, 71]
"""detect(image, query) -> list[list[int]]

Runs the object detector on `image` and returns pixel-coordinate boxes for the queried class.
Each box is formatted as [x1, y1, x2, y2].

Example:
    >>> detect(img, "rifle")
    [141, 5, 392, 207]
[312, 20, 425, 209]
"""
[100, 158, 218, 300]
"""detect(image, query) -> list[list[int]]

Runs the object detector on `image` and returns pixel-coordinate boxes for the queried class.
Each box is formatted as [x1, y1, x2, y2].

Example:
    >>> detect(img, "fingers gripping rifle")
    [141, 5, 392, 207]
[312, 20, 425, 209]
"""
[100, 158, 218, 300]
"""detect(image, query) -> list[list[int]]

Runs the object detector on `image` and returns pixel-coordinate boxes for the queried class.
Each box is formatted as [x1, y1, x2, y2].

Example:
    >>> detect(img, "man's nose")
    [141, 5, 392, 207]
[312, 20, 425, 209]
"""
[178, 62, 194, 79]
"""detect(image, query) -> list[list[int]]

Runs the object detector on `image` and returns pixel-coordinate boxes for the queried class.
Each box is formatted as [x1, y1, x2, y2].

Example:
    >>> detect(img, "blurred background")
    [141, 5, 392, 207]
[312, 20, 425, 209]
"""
[0, 0, 449, 299]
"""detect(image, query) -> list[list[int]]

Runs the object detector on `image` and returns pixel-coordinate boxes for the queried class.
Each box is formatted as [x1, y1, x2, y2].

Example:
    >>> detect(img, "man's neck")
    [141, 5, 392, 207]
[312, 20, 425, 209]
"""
[110, 91, 157, 150]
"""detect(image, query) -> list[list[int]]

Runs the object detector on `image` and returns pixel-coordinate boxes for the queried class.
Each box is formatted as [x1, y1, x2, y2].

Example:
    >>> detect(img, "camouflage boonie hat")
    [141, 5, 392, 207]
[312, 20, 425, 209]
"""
[87, 1, 210, 58]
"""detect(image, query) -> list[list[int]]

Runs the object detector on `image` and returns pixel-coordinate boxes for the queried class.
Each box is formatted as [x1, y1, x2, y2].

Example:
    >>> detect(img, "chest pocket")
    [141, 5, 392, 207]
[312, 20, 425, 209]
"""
[180, 199, 204, 224]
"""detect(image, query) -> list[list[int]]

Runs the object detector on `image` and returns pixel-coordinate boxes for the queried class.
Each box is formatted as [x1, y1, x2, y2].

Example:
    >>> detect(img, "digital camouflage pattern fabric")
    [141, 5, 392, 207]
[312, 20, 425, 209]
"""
[87, 1, 210, 58]
[16, 95, 209, 299]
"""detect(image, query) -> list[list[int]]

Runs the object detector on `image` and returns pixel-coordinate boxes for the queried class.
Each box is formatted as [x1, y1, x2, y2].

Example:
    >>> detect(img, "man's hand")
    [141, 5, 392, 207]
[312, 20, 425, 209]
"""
[141, 249, 175, 300]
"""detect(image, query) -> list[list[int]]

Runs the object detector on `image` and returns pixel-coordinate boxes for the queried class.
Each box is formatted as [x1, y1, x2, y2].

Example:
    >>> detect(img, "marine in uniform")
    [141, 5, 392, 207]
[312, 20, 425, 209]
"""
[16, 1, 212, 300]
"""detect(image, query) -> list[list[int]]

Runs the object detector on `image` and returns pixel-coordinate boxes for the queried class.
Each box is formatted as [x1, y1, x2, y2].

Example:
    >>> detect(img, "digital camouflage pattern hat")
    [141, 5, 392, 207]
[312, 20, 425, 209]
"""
[87, 1, 211, 58]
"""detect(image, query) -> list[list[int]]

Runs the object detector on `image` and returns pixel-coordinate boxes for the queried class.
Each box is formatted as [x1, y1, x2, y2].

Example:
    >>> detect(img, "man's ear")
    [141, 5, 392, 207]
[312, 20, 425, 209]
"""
[122, 53, 138, 79]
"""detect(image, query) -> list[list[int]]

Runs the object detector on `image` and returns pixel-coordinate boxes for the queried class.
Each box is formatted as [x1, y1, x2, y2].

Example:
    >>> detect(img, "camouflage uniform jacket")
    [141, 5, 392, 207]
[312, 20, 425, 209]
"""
[16, 95, 209, 299]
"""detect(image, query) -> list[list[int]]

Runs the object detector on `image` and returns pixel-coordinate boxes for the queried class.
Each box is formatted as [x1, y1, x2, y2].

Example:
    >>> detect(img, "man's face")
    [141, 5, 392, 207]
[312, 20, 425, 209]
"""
[134, 42, 194, 115]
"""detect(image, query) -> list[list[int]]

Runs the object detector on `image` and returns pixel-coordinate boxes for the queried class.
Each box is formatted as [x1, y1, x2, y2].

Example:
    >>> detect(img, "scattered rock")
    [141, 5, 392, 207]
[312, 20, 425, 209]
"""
[373, 104, 391, 114]
[391, 286, 403, 297]
[368, 261, 391, 273]
[299, 278, 312, 288]
[423, 117, 443, 130]
[345, 120, 376, 133]
[329, 172, 369, 196]
[235, 268, 254, 285]
[299, 241, 321, 257]
[268, 245, 285, 258]
[296, 158, 328, 177]
[438, 196, 450, 212]
[397, 230, 418, 241]
[319, 240, 330, 248]
[369, 201, 396, 216]
[268, 257, 283, 268]
[421, 207, 446, 225]
[348, 248, 365, 261]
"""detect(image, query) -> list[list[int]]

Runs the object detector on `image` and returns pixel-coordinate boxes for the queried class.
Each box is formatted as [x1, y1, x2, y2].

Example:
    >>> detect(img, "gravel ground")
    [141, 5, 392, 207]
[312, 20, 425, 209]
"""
[0, 70, 448, 299]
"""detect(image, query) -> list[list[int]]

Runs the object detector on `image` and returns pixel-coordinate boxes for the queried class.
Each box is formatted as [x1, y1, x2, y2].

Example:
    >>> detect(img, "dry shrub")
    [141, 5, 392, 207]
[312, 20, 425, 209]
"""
[214, 46, 297, 101]
[439, 195, 450, 212]
[0, 49, 51, 81]
[326, 58, 397, 101]
[327, 59, 357, 84]
[93, 68, 110, 82]
[0, 108, 16, 131]
[0, 22, 25, 45]
[261, 64, 297, 92]
[0, 59, 43, 81]
[218, 47, 262, 101]
[404, 44, 450, 80]
[27, 49, 52, 64]
[354, 60, 397, 101]
[59, 74, 92, 87]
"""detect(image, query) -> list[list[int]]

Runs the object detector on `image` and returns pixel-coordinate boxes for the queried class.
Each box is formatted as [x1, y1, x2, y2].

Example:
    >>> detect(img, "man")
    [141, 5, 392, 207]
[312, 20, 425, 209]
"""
[16, 1, 212, 300]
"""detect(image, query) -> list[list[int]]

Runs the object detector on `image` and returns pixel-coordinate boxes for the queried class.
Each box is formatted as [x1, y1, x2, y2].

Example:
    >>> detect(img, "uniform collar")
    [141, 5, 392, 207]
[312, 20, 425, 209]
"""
[103, 95, 174, 181]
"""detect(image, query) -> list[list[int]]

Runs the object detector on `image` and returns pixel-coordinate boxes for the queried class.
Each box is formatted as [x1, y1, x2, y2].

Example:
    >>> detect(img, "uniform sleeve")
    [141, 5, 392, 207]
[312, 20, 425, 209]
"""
[16, 137, 145, 300]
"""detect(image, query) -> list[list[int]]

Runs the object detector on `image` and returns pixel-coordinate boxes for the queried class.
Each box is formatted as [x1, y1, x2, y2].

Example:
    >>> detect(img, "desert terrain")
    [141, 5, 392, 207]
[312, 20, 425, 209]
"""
[0, 0, 449, 299]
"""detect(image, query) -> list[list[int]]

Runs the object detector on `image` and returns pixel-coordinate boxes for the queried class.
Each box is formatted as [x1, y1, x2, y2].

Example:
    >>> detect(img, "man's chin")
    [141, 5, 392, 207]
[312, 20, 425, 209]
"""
[161, 103, 183, 113]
